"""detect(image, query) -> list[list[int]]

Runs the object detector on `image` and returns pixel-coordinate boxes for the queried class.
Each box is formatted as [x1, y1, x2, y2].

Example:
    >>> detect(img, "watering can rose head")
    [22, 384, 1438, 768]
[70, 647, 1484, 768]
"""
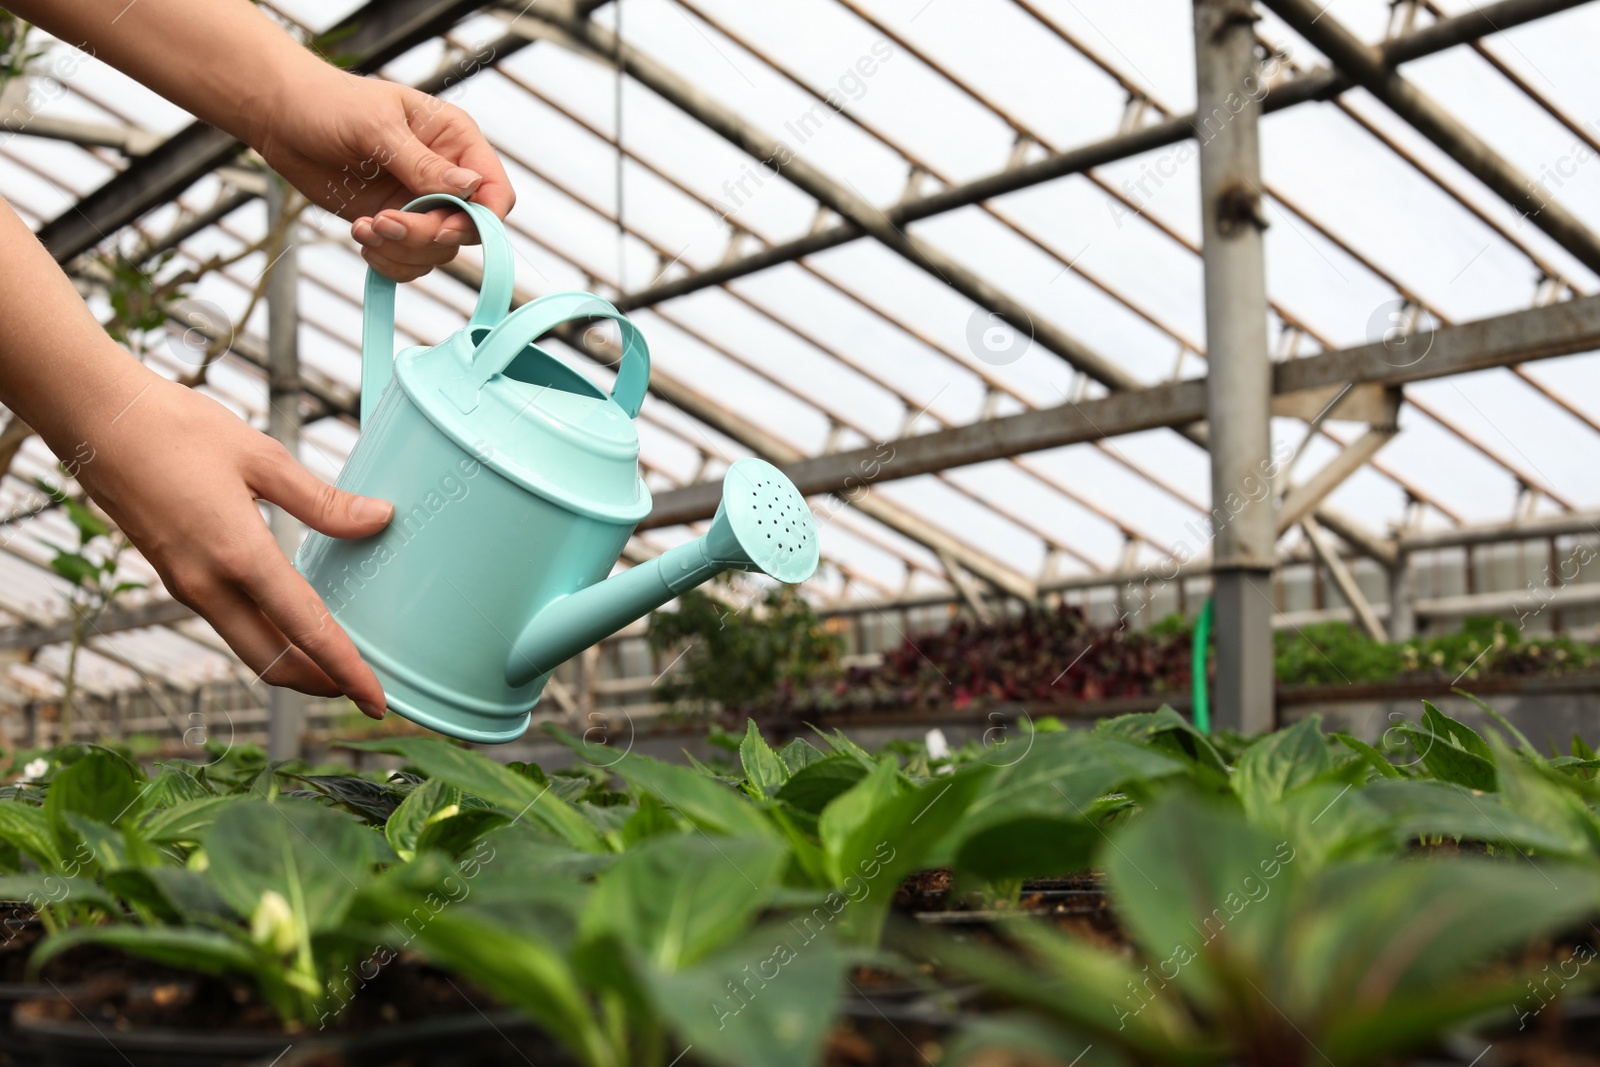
[294, 194, 818, 744]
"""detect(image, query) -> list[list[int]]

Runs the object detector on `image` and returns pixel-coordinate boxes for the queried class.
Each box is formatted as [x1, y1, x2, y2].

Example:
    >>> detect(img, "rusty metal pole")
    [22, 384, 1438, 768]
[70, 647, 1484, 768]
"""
[1194, 0, 1276, 733]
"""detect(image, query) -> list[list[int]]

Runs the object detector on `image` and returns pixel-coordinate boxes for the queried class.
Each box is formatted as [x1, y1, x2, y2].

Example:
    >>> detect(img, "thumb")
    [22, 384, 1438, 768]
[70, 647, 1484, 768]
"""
[386, 136, 482, 201]
[257, 454, 393, 541]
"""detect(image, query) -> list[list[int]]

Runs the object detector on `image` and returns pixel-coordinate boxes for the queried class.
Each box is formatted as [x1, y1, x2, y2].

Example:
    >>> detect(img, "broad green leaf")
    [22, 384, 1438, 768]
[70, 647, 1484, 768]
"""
[613, 755, 775, 839]
[415, 809, 510, 857]
[1269, 782, 1397, 869]
[0, 874, 115, 914]
[144, 764, 214, 809]
[141, 794, 236, 846]
[646, 924, 846, 1067]
[384, 778, 455, 861]
[777, 737, 826, 774]
[1492, 741, 1600, 857]
[585, 834, 787, 970]
[818, 761, 990, 943]
[1289, 859, 1600, 1064]
[355, 880, 608, 1066]
[1421, 701, 1493, 761]
[293, 775, 404, 824]
[954, 814, 1100, 884]
[1395, 725, 1497, 791]
[1330, 732, 1403, 779]
[620, 792, 680, 848]
[1232, 715, 1331, 821]
[1095, 705, 1229, 780]
[0, 801, 62, 870]
[738, 720, 787, 796]
[773, 757, 868, 815]
[103, 867, 231, 924]
[1362, 779, 1574, 854]
[347, 737, 602, 852]
[46, 752, 144, 836]
[926, 923, 1204, 1061]
[1101, 792, 1298, 1013]
[943, 732, 1188, 871]
[205, 798, 373, 935]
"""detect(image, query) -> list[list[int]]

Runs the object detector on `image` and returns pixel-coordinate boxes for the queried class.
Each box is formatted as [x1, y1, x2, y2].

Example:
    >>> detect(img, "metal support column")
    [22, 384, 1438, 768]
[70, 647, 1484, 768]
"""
[1388, 550, 1417, 641]
[1195, 0, 1276, 734]
[265, 175, 306, 761]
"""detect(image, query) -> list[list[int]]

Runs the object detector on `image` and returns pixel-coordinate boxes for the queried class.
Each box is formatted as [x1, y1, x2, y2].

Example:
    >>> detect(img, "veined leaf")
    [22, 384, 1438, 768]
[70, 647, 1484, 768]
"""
[1232, 715, 1331, 822]
[584, 834, 787, 971]
[818, 761, 990, 944]
[1395, 725, 1496, 791]
[613, 755, 775, 840]
[384, 778, 456, 861]
[773, 757, 868, 815]
[205, 798, 373, 935]
[0, 801, 61, 870]
[141, 795, 235, 846]
[347, 737, 603, 852]
[738, 720, 787, 796]
[1421, 700, 1493, 761]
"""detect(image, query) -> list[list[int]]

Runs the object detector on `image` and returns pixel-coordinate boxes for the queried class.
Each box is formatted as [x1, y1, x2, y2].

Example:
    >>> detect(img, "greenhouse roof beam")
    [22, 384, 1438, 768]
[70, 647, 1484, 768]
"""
[1263, 0, 1600, 278]
[609, 0, 1574, 312]
[829, 0, 1562, 512]
[641, 295, 1600, 529]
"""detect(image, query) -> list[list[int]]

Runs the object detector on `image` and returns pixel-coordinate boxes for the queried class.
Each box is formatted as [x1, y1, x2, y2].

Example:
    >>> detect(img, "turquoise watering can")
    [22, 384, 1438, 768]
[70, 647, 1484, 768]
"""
[294, 194, 819, 743]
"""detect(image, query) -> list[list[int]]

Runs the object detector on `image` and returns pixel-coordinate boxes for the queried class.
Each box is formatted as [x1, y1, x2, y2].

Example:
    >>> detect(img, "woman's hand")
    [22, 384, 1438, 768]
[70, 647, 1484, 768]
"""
[253, 73, 516, 281]
[67, 366, 395, 717]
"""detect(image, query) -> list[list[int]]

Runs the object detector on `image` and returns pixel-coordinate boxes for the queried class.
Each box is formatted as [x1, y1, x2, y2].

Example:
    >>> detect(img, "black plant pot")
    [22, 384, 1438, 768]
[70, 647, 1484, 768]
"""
[12, 1002, 585, 1067]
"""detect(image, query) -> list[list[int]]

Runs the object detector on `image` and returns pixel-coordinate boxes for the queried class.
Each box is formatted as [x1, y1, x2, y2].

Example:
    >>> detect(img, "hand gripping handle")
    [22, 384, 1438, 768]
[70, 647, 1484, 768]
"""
[360, 193, 514, 425]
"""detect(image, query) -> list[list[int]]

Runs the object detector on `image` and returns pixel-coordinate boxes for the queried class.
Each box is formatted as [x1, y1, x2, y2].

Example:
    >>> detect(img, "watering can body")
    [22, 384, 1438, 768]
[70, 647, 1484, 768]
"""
[294, 195, 818, 743]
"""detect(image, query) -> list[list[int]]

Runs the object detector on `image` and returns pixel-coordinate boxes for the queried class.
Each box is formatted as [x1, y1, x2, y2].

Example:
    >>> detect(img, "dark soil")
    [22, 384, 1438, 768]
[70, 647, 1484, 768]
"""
[15, 947, 498, 1036]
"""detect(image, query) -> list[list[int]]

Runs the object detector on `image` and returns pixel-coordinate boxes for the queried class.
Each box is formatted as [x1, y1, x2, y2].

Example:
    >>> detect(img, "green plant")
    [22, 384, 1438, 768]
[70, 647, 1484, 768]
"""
[32, 480, 145, 743]
[647, 583, 843, 711]
[939, 792, 1600, 1067]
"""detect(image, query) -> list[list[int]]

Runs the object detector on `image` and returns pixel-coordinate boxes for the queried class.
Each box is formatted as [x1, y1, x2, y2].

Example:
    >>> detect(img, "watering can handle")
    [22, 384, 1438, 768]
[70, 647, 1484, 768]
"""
[456, 291, 650, 418]
[360, 193, 514, 426]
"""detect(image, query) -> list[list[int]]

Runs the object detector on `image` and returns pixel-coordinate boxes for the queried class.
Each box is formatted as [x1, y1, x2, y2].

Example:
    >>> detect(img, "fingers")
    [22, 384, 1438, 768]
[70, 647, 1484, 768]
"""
[236, 550, 389, 719]
[171, 577, 342, 699]
[252, 446, 393, 540]
[352, 207, 461, 283]
[350, 96, 516, 281]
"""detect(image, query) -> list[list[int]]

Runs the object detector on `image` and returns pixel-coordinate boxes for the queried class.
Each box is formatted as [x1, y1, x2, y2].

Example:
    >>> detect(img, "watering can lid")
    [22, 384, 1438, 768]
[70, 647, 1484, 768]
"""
[395, 294, 654, 525]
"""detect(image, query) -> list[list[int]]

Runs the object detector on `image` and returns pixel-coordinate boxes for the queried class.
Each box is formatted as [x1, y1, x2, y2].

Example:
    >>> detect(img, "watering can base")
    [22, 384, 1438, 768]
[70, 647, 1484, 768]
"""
[349, 625, 538, 744]
[375, 673, 534, 744]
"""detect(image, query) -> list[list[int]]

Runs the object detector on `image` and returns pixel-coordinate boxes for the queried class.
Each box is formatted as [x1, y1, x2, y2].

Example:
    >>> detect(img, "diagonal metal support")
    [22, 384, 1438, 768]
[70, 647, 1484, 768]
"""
[1301, 516, 1389, 640]
[935, 550, 995, 622]
[1275, 389, 1403, 534]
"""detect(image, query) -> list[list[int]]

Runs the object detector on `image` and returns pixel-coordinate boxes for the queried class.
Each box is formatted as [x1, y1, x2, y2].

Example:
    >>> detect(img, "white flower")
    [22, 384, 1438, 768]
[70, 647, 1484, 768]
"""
[924, 729, 950, 762]
[18, 758, 48, 783]
[250, 890, 301, 957]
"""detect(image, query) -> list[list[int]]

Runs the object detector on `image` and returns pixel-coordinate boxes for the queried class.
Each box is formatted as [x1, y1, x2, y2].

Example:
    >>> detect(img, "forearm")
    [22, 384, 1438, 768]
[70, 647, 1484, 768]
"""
[5, 0, 332, 146]
[0, 197, 148, 454]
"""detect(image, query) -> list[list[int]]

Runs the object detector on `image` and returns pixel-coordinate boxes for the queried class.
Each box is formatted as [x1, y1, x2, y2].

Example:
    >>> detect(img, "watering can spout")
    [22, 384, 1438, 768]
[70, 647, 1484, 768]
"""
[506, 458, 819, 688]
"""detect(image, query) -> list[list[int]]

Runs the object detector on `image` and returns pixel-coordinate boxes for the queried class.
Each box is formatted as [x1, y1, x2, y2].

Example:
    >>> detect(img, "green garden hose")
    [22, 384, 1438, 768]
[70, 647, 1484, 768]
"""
[1192, 598, 1214, 734]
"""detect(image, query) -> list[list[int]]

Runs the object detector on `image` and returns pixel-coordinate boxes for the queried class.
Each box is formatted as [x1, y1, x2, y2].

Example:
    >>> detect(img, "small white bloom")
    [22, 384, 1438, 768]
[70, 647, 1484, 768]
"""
[250, 890, 301, 957]
[18, 758, 48, 783]
[924, 729, 951, 762]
